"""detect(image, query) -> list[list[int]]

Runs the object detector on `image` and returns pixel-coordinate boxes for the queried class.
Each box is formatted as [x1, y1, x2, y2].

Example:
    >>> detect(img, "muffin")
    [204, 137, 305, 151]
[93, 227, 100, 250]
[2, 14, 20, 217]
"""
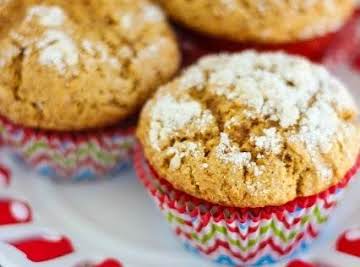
[135, 51, 360, 265]
[157, 0, 356, 62]
[0, 0, 180, 181]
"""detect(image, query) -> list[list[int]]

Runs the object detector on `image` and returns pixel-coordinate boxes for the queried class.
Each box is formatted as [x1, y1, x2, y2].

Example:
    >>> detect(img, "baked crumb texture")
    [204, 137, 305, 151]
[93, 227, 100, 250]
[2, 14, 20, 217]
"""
[0, 0, 180, 130]
[156, 0, 354, 43]
[137, 51, 360, 208]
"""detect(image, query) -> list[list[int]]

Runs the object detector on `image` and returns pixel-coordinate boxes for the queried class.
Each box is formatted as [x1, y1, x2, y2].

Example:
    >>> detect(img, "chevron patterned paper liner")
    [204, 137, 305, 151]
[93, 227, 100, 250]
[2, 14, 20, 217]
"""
[0, 116, 135, 182]
[134, 144, 360, 266]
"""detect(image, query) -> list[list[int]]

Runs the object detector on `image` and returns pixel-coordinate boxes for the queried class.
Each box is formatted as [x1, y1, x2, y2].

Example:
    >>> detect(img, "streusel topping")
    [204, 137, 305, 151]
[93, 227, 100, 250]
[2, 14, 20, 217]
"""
[0, 0, 179, 130]
[137, 51, 360, 207]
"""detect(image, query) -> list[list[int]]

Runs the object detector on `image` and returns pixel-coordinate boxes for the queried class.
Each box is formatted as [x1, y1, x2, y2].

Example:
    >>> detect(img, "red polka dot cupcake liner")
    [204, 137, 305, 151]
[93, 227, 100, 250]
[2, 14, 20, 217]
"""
[0, 116, 135, 182]
[134, 144, 360, 266]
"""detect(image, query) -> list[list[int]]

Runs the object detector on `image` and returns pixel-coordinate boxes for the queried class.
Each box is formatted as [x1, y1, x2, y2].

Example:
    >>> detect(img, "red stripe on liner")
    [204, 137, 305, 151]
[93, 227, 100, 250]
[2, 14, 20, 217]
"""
[0, 115, 135, 151]
[134, 143, 360, 223]
[29, 155, 117, 175]
[175, 223, 318, 261]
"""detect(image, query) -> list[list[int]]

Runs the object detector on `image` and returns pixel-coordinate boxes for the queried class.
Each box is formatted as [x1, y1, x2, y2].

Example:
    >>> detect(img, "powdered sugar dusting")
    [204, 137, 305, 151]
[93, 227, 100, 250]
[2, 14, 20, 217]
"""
[172, 51, 357, 180]
[253, 165, 265, 177]
[81, 40, 94, 56]
[149, 94, 213, 151]
[117, 46, 134, 60]
[37, 30, 79, 74]
[216, 133, 265, 176]
[209, 68, 237, 89]
[289, 99, 340, 179]
[251, 128, 283, 155]
[26, 5, 66, 27]
[0, 43, 20, 68]
[120, 13, 134, 30]
[142, 4, 165, 22]
[81, 40, 120, 69]
[119, 3, 164, 30]
[245, 178, 270, 196]
[166, 142, 203, 170]
[224, 117, 238, 129]
[216, 133, 252, 167]
[136, 38, 167, 62]
[202, 163, 209, 169]
[202, 52, 322, 128]
[180, 66, 205, 90]
[20, 5, 80, 75]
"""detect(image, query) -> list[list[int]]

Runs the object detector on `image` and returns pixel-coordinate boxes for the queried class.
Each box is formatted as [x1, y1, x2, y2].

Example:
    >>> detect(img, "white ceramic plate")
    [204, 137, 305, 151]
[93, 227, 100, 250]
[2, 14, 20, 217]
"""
[0, 147, 360, 267]
[1, 24, 360, 267]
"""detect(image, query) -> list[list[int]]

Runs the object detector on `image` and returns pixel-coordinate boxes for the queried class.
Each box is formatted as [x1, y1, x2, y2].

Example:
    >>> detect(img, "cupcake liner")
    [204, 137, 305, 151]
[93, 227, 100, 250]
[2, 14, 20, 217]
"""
[0, 116, 135, 182]
[134, 144, 360, 266]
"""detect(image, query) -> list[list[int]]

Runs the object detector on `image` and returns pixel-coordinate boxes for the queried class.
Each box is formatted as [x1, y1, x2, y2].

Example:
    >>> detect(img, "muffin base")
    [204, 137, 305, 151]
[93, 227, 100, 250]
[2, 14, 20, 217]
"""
[0, 116, 135, 182]
[134, 144, 360, 266]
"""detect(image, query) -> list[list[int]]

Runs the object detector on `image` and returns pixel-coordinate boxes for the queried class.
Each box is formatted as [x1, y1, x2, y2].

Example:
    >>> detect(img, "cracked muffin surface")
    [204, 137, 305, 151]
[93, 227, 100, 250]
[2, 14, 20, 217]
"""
[137, 51, 360, 208]
[0, 0, 180, 130]
[155, 0, 355, 43]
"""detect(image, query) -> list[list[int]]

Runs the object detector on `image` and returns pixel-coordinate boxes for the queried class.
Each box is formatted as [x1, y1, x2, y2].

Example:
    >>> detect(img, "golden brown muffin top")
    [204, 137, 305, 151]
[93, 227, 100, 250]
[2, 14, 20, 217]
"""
[0, 0, 180, 130]
[156, 0, 354, 43]
[137, 51, 360, 208]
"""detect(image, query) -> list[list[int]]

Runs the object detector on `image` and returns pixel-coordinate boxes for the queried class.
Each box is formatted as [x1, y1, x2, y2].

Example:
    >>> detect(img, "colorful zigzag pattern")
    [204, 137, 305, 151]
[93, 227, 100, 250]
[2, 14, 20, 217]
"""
[0, 117, 135, 181]
[134, 145, 359, 266]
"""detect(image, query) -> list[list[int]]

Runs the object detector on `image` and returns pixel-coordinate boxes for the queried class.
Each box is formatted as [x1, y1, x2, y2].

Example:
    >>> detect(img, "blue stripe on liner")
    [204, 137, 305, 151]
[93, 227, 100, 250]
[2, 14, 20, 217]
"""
[183, 239, 311, 267]
[11, 152, 132, 182]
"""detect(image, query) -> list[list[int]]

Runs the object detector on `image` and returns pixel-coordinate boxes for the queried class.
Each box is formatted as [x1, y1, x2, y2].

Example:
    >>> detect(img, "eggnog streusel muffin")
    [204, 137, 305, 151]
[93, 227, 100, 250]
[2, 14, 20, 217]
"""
[0, 0, 180, 181]
[137, 51, 360, 208]
[0, 0, 179, 130]
[156, 0, 355, 44]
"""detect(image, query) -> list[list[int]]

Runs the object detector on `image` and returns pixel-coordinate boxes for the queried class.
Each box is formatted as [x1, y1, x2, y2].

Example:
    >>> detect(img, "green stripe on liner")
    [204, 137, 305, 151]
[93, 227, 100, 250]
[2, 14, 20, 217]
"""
[22, 140, 133, 167]
[301, 206, 328, 225]
[167, 212, 185, 225]
[25, 141, 49, 156]
[165, 205, 328, 250]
